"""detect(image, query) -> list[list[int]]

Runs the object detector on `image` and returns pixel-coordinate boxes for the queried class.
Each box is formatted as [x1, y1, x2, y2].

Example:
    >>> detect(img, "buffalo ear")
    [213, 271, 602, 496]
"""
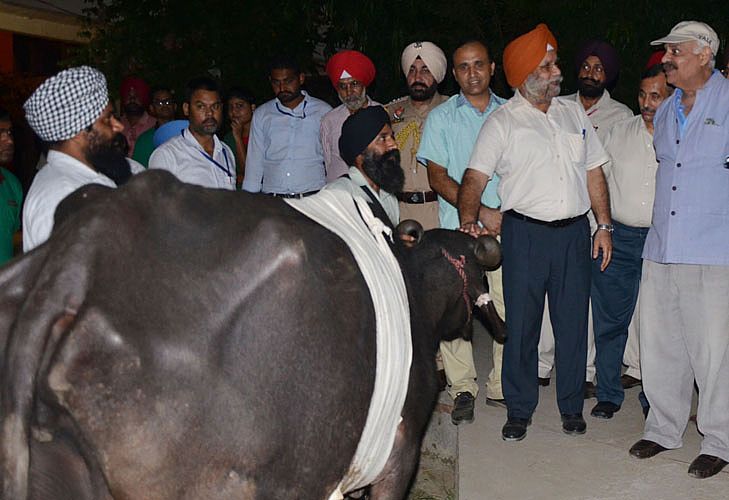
[474, 235, 501, 270]
[396, 219, 424, 246]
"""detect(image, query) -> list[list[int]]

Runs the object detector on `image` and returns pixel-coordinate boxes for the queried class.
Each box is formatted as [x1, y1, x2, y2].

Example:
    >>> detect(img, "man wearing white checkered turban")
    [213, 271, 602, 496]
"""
[22, 66, 126, 251]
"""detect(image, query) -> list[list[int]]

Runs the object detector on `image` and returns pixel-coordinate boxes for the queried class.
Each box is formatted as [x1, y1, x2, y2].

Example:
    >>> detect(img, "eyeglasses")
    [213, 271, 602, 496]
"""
[154, 99, 175, 106]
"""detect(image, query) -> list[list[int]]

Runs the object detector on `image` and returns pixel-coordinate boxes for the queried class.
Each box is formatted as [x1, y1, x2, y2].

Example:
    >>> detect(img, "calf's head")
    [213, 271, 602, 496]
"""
[396, 221, 506, 344]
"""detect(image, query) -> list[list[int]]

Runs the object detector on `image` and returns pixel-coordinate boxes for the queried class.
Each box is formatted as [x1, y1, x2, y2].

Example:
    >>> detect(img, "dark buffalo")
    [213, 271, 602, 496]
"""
[0, 171, 503, 499]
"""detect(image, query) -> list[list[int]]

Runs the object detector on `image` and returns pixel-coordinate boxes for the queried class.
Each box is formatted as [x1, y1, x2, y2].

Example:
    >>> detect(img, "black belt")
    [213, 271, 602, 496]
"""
[505, 210, 587, 228]
[266, 190, 318, 199]
[397, 191, 438, 204]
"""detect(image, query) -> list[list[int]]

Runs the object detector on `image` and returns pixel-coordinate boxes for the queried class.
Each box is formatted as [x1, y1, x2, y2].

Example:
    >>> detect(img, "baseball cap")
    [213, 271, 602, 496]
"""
[651, 21, 719, 55]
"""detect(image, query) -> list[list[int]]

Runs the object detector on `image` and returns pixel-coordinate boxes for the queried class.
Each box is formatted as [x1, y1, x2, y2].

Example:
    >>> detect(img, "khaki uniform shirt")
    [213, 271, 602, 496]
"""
[384, 93, 448, 230]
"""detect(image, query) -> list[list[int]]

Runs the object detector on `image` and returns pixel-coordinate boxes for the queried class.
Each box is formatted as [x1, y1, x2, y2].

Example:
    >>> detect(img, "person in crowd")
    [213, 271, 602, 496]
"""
[418, 39, 507, 424]
[222, 87, 256, 188]
[539, 39, 633, 399]
[132, 85, 178, 167]
[119, 76, 156, 155]
[590, 55, 672, 420]
[0, 106, 22, 265]
[242, 56, 331, 197]
[320, 50, 380, 182]
[328, 105, 402, 227]
[620, 50, 672, 398]
[628, 20, 729, 480]
[149, 77, 235, 190]
[384, 41, 448, 230]
[458, 24, 612, 441]
[22, 66, 126, 251]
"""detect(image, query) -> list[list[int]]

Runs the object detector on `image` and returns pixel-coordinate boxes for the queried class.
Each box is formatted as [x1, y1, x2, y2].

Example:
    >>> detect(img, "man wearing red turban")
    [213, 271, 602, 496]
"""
[120, 76, 155, 156]
[320, 50, 381, 183]
[458, 24, 613, 442]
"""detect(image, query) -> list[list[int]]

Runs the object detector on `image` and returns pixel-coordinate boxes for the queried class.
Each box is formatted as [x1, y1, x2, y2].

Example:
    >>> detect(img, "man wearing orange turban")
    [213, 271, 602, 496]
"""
[320, 50, 381, 183]
[458, 24, 613, 442]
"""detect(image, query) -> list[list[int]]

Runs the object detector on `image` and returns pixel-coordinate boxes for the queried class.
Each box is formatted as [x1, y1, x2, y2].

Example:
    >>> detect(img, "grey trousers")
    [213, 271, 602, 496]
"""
[640, 260, 729, 462]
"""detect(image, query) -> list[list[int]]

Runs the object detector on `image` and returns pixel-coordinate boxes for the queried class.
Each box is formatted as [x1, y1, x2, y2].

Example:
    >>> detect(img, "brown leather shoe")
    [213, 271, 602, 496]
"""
[620, 374, 641, 389]
[629, 439, 668, 459]
[688, 454, 729, 479]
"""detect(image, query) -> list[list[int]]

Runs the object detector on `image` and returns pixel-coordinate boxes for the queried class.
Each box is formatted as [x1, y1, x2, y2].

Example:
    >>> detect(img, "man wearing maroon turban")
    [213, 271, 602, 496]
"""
[538, 39, 632, 403]
[320, 50, 381, 183]
[458, 23, 613, 442]
[120, 76, 156, 155]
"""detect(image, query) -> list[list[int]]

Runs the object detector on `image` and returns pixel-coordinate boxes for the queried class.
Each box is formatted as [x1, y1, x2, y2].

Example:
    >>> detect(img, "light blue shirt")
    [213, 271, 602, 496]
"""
[243, 91, 332, 194]
[417, 92, 506, 229]
[644, 71, 729, 265]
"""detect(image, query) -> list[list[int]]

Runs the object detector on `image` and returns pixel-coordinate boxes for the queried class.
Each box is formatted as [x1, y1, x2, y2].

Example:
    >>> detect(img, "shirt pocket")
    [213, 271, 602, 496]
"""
[560, 132, 586, 166]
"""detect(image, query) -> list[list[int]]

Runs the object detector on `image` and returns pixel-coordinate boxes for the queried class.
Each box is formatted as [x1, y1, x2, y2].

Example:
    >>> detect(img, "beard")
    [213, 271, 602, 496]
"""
[191, 118, 218, 136]
[277, 90, 302, 105]
[123, 102, 145, 117]
[341, 92, 367, 112]
[87, 131, 132, 185]
[408, 81, 438, 101]
[578, 77, 605, 98]
[361, 149, 404, 194]
[523, 73, 562, 103]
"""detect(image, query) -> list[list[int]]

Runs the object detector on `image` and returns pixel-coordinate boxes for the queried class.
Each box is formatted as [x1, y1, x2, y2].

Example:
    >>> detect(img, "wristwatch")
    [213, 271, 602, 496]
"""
[596, 223, 614, 234]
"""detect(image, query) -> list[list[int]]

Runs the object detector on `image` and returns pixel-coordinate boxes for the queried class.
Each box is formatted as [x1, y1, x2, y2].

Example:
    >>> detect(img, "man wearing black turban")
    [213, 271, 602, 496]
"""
[328, 106, 404, 227]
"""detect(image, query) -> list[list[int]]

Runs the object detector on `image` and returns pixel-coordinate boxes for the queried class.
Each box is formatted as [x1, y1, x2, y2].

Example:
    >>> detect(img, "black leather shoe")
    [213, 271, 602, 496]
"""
[561, 413, 586, 435]
[629, 439, 668, 459]
[538, 377, 551, 387]
[591, 401, 621, 419]
[451, 392, 475, 425]
[620, 374, 641, 389]
[501, 417, 531, 441]
[688, 454, 729, 478]
[584, 381, 597, 399]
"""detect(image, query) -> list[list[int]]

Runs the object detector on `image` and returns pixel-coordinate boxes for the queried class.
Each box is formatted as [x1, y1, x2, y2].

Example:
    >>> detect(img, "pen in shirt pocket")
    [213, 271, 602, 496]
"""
[581, 128, 586, 140]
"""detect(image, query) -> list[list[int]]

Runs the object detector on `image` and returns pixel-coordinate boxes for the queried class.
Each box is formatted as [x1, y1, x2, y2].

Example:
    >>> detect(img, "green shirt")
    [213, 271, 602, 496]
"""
[0, 167, 22, 264]
[131, 127, 156, 168]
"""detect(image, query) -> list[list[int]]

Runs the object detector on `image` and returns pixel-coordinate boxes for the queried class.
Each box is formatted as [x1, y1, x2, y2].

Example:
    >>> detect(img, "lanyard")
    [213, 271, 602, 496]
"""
[181, 129, 232, 178]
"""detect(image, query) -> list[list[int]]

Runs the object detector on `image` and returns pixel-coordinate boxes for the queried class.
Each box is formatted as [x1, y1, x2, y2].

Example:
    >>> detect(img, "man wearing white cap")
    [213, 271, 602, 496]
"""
[384, 41, 448, 230]
[628, 21, 729, 480]
[22, 65, 125, 251]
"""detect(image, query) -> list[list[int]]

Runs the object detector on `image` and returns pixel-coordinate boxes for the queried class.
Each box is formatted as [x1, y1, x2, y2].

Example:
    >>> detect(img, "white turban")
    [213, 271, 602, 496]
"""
[24, 66, 109, 142]
[400, 41, 447, 83]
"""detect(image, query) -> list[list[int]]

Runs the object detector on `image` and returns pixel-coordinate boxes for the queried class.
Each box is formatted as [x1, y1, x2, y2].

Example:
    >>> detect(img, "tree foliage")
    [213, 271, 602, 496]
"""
[74, 0, 729, 109]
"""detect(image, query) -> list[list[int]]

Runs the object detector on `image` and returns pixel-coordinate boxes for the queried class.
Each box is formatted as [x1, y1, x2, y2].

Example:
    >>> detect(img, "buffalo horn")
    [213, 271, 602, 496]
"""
[474, 235, 501, 270]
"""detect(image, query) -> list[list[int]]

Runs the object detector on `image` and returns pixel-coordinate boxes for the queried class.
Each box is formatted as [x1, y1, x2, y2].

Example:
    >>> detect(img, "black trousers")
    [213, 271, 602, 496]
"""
[501, 214, 591, 419]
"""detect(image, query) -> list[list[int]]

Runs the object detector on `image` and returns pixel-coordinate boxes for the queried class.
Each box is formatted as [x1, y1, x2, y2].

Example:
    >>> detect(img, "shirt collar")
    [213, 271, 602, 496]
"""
[275, 90, 310, 114]
[47, 149, 113, 180]
[456, 90, 496, 115]
[181, 127, 221, 154]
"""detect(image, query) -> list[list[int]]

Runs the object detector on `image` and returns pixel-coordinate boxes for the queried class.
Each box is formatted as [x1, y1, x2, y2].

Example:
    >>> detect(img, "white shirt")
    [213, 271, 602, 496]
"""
[23, 150, 117, 251]
[325, 166, 399, 226]
[564, 90, 634, 142]
[602, 115, 658, 228]
[468, 90, 609, 221]
[148, 128, 236, 190]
